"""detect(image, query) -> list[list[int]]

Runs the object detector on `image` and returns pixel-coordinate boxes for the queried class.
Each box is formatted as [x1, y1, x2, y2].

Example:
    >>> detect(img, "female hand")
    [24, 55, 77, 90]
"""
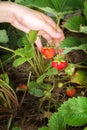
[0, 2, 64, 51]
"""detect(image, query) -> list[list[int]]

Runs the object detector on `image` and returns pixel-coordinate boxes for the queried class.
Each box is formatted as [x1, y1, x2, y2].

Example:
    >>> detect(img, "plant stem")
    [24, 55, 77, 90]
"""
[0, 59, 5, 73]
[0, 45, 14, 53]
[27, 60, 40, 77]
[56, 15, 61, 30]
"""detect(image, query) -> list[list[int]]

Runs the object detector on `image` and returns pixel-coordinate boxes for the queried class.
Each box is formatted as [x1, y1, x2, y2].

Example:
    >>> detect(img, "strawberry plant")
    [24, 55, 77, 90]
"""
[0, 79, 19, 109]
[0, 0, 87, 129]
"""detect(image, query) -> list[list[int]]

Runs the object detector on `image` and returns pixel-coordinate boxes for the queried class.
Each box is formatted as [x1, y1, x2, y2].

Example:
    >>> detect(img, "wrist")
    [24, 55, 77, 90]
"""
[0, 1, 14, 23]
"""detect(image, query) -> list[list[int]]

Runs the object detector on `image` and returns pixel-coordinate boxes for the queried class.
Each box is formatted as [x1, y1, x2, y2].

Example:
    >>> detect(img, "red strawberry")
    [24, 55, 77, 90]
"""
[41, 47, 55, 59]
[16, 84, 28, 92]
[52, 61, 67, 71]
[66, 87, 76, 97]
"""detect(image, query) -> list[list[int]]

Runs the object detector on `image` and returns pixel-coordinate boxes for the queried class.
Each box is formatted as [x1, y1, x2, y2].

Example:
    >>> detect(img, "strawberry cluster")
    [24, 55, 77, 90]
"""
[41, 47, 67, 71]
[41, 46, 76, 97]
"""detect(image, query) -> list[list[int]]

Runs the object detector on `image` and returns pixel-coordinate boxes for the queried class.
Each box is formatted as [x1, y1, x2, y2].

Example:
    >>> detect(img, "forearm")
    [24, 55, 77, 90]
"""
[0, 1, 13, 23]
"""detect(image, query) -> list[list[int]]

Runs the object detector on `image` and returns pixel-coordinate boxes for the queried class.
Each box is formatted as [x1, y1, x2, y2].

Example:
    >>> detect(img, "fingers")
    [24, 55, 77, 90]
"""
[41, 13, 56, 29]
[54, 34, 65, 47]
[38, 30, 52, 42]
[38, 29, 64, 47]
[39, 13, 63, 39]
[35, 36, 43, 52]
[11, 19, 30, 33]
[41, 22, 62, 39]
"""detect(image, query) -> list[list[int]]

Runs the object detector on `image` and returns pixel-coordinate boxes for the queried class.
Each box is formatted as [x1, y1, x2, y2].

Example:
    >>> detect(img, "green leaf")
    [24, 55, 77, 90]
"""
[29, 88, 44, 97]
[84, 1, 87, 19]
[15, 0, 53, 8]
[12, 126, 21, 130]
[46, 68, 58, 75]
[22, 35, 32, 48]
[28, 81, 40, 88]
[60, 36, 81, 48]
[24, 48, 35, 59]
[28, 81, 44, 97]
[37, 68, 58, 83]
[42, 84, 52, 91]
[51, 0, 70, 12]
[14, 47, 35, 59]
[76, 43, 87, 54]
[80, 25, 87, 34]
[64, 15, 86, 32]
[15, 0, 33, 5]
[0, 73, 9, 84]
[48, 112, 66, 130]
[60, 37, 87, 54]
[51, 0, 61, 12]
[0, 30, 9, 43]
[83, 127, 87, 130]
[7, 115, 13, 130]
[28, 30, 38, 44]
[36, 73, 46, 84]
[51, 0, 83, 12]
[67, 0, 83, 9]
[71, 70, 87, 86]
[59, 96, 87, 126]
[14, 48, 25, 57]
[41, 0, 83, 13]
[15, 0, 55, 12]
[15, 0, 83, 17]
[13, 57, 27, 67]
[15, 0, 23, 3]
[14, 0, 63, 17]
[63, 43, 87, 54]
[38, 7, 57, 16]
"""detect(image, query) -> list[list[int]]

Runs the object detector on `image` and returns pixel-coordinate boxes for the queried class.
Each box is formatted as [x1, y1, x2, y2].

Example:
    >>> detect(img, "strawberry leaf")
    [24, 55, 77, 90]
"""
[14, 48, 35, 59]
[64, 15, 86, 32]
[28, 30, 38, 44]
[84, 1, 87, 20]
[71, 70, 87, 86]
[60, 37, 87, 54]
[15, 0, 83, 17]
[0, 30, 9, 43]
[29, 88, 44, 97]
[80, 25, 87, 34]
[13, 57, 27, 67]
[48, 112, 66, 130]
[60, 36, 81, 48]
[51, 0, 83, 12]
[37, 68, 58, 83]
[83, 127, 87, 130]
[15, 0, 57, 16]
[59, 96, 87, 126]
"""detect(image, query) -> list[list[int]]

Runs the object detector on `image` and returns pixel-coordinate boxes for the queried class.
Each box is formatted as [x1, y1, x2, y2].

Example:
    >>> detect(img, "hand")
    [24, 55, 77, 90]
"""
[0, 2, 64, 51]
